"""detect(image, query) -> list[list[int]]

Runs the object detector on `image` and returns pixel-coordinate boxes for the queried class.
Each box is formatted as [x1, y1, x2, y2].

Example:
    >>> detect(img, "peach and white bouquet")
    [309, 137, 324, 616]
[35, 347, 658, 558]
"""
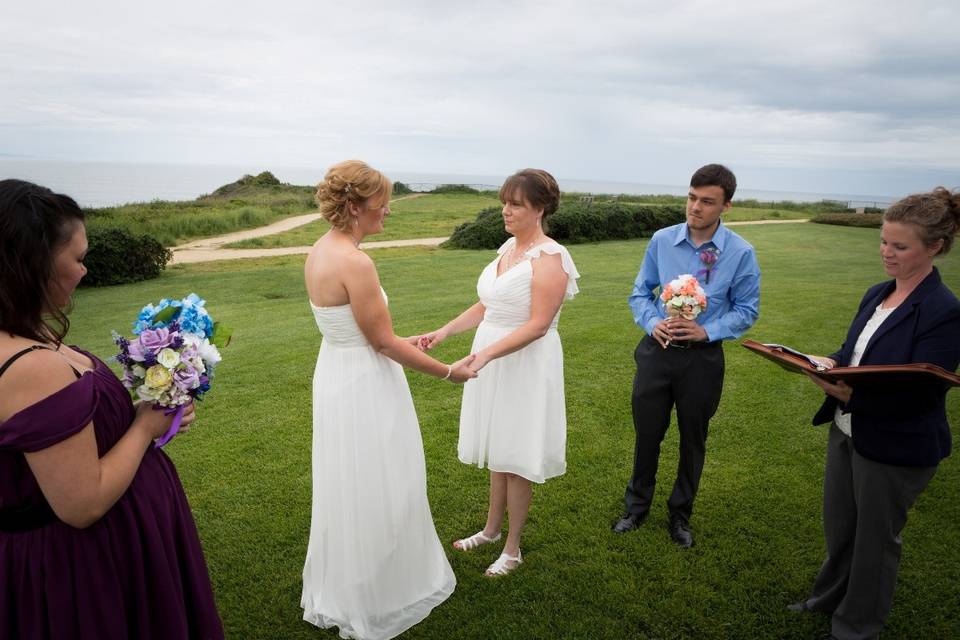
[660, 274, 707, 320]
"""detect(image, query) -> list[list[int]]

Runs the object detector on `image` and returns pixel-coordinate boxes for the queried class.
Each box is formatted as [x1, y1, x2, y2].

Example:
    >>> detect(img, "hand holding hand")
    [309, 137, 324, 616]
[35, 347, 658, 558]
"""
[668, 318, 708, 343]
[448, 355, 478, 383]
[417, 329, 448, 351]
[652, 318, 675, 348]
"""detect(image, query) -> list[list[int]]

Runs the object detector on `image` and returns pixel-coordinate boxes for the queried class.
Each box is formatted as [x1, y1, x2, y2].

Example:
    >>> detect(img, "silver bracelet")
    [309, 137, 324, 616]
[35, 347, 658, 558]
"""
[441, 364, 452, 380]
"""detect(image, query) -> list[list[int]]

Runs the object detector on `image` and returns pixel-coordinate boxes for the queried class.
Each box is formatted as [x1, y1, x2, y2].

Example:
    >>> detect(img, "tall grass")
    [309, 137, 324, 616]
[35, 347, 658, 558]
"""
[84, 184, 316, 246]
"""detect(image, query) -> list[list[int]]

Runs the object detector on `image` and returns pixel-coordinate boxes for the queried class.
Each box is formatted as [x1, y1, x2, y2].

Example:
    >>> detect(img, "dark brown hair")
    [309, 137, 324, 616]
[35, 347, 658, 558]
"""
[883, 187, 960, 256]
[690, 164, 737, 203]
[499, 168, 561, 219]
[0, 179, 85, 344]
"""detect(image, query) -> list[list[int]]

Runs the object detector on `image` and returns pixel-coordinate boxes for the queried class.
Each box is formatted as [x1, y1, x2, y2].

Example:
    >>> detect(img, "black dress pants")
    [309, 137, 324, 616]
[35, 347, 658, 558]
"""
[624, 335, 724, 523]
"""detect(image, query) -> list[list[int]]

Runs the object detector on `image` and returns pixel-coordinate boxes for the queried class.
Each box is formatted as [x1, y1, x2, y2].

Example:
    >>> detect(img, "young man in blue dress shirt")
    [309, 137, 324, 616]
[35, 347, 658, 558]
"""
[613, 164, 761, 547]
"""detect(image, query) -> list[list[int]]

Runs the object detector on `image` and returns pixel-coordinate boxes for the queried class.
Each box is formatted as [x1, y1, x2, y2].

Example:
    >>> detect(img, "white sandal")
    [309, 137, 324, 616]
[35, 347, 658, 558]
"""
[485, 550, 522, 577]
[452, 530, 502, 551]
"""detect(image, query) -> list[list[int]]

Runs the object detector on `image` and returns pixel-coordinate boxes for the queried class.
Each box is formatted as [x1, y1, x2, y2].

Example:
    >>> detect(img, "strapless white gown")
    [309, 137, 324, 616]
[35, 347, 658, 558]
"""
[458, 238, 580, 483]
[301, 296, 455, 640]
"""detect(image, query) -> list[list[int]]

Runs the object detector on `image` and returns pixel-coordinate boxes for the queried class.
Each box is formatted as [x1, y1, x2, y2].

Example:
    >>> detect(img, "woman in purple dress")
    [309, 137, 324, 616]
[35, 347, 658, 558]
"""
[0, 180, 223, 639]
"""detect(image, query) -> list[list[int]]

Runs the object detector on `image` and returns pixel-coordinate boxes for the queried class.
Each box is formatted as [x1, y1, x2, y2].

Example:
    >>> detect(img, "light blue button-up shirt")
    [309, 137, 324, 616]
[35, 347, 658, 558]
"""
[629, 222, 761, 342]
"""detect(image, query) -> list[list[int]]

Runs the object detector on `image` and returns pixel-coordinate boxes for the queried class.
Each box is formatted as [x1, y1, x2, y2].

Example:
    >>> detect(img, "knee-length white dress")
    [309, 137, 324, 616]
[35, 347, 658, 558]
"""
[458, 238, 580, 484]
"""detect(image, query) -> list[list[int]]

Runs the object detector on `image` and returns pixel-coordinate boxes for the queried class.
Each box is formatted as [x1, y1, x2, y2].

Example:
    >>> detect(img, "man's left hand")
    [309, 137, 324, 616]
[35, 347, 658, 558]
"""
[668, 319, 708, 342]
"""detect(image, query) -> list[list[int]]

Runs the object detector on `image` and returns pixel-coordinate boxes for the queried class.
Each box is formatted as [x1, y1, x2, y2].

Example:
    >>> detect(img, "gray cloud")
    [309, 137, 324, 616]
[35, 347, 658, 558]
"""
[1, 0, 957, 196]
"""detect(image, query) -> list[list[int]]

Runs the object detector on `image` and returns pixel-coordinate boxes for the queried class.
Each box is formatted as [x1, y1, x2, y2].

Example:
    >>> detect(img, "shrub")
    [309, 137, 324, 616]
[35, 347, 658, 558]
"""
[393, 181, 413, 195]
[443, 202, 686, 249]
[431, 184, 481, 195]
[83, 227, 173, 287]
[444, 208, 509, 249]
[811, 213, 884, 228]
[211, 171, 282, 196]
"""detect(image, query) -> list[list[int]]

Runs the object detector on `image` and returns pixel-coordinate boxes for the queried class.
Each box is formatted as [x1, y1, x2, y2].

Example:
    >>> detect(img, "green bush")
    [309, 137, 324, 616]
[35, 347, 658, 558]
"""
[392, 181, 413, 195]
[443, 202, 686, 249]
[430, 184, 481, 195]
[83, 227, 173, 287]
[811, 212, 884, 228]
[443, 207, 509, 249]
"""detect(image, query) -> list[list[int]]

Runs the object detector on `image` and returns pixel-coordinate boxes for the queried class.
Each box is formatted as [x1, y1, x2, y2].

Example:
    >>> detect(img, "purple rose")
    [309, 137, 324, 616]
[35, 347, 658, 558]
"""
[127, 339, 147, 362]
[173, 367, 200, 393]
[139, 327, 173, 352]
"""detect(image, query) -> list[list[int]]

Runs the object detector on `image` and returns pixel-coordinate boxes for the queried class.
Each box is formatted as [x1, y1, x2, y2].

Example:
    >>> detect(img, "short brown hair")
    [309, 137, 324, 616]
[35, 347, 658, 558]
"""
[883, 187, 960, 255]
[315, 160, 392, 231]
[499, 169, 561, 219]
[690, 164, 737, 203]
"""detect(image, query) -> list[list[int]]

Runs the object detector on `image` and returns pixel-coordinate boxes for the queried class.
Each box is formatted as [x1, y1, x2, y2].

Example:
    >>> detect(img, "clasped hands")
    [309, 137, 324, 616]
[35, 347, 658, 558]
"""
[652, 317, 708, 348]
[405, 329, 486, 383]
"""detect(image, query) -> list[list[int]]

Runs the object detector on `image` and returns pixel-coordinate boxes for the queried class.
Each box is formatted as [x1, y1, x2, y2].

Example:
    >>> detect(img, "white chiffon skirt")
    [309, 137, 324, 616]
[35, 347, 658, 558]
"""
[302, 340, 455, 640]
[458, 324, 568, 484]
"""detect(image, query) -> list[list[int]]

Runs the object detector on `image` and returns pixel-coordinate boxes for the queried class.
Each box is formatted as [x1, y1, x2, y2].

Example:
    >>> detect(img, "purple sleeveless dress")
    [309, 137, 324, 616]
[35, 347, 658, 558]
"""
[0, 349, 223, 639]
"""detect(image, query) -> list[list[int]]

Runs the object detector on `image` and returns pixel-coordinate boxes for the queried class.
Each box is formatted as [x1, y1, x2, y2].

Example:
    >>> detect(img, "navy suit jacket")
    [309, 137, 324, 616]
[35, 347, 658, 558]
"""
[812, 267, 960, 467]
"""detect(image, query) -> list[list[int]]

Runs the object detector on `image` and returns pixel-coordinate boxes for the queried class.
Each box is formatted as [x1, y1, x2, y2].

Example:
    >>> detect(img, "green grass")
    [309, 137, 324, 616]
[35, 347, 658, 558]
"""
[224, 192, 503, 248]
[67, 224, 960, 639]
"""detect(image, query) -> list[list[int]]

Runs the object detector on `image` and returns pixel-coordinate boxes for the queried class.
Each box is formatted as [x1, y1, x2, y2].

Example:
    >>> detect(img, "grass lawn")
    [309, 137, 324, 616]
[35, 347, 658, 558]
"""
[68, 224, 960, 639]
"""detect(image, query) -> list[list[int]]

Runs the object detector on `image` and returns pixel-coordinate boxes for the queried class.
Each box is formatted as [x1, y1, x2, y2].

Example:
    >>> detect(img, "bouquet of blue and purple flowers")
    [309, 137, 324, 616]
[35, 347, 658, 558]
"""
[112, 293, 231, 448]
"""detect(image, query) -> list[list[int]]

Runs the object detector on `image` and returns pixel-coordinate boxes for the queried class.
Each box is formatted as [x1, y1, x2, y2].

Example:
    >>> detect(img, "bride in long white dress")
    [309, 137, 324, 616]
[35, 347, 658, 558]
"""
[301, 160, 474, 640]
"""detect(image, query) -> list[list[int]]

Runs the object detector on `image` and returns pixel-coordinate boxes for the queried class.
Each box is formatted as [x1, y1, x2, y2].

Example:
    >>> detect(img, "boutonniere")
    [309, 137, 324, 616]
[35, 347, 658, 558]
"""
[697, 248, 720, 284]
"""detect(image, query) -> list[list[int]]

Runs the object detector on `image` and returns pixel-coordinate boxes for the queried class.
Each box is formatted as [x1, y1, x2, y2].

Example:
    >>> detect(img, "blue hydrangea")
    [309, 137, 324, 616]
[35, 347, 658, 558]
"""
[131, 294, 213, 338]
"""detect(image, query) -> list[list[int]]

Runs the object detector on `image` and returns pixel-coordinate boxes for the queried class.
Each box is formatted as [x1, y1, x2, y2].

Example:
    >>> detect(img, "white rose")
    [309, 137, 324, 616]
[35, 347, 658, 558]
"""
[137, 384, 163, 402]
[156, 348, 181, 369]
[132, 365, 146, 378]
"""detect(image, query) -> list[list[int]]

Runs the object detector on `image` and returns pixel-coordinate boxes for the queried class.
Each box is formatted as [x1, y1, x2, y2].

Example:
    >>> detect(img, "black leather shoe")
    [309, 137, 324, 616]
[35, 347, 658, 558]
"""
[612, 512, 647, 533]
[668, 516, 694, 548]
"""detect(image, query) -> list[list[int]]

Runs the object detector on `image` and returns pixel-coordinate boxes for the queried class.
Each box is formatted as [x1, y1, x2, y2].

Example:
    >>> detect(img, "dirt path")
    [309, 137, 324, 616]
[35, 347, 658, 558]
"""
[169, 214, 809, 265]
[172, 192, 428, 252]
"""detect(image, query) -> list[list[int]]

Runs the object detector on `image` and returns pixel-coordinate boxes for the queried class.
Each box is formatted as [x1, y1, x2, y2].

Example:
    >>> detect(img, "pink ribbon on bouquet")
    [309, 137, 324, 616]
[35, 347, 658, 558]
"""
[154, 404, 186, 449]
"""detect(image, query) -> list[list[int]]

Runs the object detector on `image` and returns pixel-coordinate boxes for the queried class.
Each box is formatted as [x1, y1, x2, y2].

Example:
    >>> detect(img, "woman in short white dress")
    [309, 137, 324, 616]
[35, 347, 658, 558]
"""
[418, 169, 579, 577]
[301, 160, 475, 640]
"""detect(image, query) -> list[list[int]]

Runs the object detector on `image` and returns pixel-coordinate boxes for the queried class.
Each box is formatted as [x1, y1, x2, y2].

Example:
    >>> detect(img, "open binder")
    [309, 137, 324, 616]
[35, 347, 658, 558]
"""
[741, 339, 960, 389]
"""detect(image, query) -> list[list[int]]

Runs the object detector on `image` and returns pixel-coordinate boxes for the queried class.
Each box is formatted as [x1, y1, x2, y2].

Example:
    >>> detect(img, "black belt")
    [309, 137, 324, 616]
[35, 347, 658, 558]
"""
[667, 339, 720, 350]
[0, 501, 58, 533]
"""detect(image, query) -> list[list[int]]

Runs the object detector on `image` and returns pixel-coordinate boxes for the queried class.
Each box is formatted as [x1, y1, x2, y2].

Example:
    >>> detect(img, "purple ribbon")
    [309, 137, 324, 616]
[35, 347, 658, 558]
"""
[155, 404, 185, 448]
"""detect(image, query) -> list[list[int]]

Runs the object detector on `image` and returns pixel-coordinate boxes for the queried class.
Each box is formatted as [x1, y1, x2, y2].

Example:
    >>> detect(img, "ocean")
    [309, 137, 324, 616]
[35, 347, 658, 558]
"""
[0, 158, 895, 209]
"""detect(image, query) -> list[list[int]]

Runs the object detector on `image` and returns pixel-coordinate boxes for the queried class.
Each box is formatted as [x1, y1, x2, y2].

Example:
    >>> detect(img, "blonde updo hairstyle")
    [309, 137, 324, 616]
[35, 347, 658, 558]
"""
[883, 187, 960, 256]
[316, 160, 392, 231]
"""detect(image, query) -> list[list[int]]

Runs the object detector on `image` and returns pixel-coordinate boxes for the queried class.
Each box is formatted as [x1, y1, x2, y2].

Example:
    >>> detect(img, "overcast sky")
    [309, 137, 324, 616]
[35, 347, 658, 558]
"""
[1, 0, 958, 197]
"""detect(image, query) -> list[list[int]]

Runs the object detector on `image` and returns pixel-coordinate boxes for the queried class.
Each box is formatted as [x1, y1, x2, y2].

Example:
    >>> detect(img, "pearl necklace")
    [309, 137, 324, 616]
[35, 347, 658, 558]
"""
[504, 238, 539, 271]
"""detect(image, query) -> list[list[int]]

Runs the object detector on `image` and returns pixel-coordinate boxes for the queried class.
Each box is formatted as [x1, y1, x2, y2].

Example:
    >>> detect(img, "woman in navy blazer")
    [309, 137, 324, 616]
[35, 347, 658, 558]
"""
[791, 188, 960, 640]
